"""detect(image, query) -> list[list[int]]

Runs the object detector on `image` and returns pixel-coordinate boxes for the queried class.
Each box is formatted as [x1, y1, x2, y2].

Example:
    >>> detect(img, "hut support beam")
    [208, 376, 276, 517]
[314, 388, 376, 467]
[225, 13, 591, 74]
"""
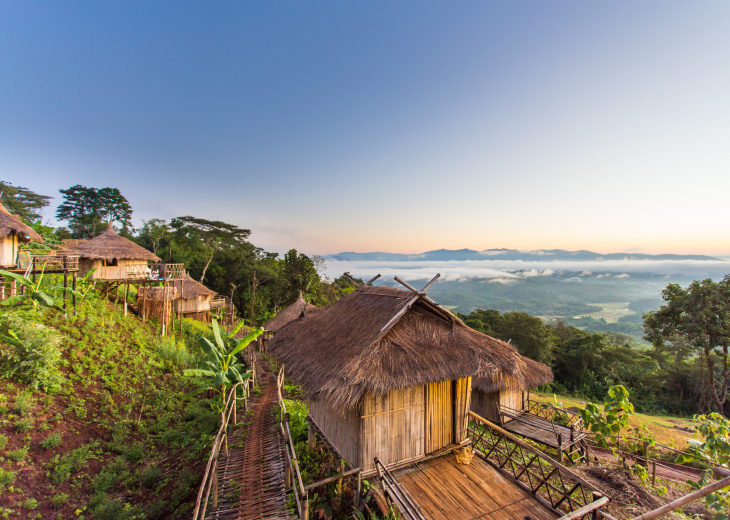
[124, 282, 129, 317]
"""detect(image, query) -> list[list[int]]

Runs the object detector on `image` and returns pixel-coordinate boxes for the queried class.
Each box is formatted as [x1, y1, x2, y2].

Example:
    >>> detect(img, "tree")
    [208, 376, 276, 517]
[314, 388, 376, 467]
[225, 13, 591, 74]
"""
[0, 181, 52, 223]
[282, 249, 319, 304]
[136, 219, 173, 258]
[644, 277, 730, 413]
[170, 216, 251, 283]
[56, 185, 133, 238]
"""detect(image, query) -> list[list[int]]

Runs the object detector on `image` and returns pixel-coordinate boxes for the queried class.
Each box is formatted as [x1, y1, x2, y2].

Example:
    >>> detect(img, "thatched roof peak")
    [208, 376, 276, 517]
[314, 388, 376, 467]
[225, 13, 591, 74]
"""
[70, 224, 160, 262]
[0, 202, 43, 243]
[180, 272, 216, 298]
[268, 284, 533, 409]
[264, 292, 319, 332]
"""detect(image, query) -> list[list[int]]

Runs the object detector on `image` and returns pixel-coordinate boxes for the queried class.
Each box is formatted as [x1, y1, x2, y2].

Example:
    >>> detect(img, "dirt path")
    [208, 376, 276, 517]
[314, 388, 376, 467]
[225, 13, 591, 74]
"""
[206, 353, 294, 520]
[588, 445, 704, 484]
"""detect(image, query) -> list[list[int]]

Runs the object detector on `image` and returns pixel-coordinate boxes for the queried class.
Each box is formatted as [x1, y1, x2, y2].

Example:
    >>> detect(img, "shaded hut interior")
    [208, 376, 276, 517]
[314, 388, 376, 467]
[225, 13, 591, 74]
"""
[268, 285, 531, 475]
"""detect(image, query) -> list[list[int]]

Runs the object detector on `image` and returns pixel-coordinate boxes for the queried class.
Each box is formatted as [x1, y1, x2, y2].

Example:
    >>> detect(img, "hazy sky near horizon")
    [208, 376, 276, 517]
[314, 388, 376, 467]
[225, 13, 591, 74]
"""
[2, 2, 729, 256]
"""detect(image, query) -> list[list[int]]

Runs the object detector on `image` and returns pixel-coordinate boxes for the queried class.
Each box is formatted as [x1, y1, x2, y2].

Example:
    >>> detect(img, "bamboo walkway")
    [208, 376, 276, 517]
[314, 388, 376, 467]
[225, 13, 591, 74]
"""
[205, 353, 295, 520]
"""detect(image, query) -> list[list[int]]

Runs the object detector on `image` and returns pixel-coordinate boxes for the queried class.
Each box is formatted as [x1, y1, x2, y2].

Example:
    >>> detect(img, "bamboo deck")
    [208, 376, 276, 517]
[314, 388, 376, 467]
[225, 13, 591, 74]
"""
[502, 413, 580, 450]
[393, 453, 558, 520]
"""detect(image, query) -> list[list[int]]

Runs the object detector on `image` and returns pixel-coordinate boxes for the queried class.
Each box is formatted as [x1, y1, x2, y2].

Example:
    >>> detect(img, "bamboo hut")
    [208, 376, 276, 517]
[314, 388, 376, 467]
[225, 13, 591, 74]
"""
[264, 292, 319, 333]
[268, 284, 528, 475]
[0, 202, 42, 267]
[138, 285, 179, 322]
[71, 222, 161, 280]
[470, 355, 554, 424]
[172, 273, 217, 323]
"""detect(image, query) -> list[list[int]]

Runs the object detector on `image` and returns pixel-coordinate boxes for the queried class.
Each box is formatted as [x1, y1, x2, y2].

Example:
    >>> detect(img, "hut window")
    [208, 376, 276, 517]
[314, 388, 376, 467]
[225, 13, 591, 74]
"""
[103, 259, 119, 267]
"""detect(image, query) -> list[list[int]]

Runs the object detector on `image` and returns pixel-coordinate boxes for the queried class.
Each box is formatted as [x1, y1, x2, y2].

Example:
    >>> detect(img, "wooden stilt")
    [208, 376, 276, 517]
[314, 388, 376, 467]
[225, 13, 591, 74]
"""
[10, 280, 16, 297]
[308, 422, 316, 451]
[72, 273, 76, 314]
[124, 282, 129, 316]
[0, 277, 5, 301]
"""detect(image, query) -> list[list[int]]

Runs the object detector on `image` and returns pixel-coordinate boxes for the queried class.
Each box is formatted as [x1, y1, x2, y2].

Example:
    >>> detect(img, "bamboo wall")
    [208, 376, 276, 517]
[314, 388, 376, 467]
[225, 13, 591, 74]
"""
[360, 386, 425, 473]
[309, 400, 361, 467]
[79, 258, 148, 280]
[174, 295, 212, 314]
[426, 380, 452, 453]
[453, 377, 472, 443]
[0, 236, 16, 267]
[470, 387, 526, 424]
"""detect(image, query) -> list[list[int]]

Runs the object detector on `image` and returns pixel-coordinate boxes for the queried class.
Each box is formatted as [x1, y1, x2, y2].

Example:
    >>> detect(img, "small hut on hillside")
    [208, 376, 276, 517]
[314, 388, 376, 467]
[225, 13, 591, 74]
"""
[0, 202, 42, 267]
[264, 292, 319, 333]
[471, 355, 554, 423]
[71, 222, 161, 280]
[268, 284, 531, 475]
[171, 273, 217, 322]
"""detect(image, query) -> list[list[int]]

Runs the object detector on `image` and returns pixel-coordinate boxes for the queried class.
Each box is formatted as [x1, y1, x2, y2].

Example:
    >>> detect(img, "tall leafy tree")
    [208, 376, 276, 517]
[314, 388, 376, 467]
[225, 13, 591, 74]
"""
[282, 249, 319, 304]
[56, 185, 133, 238]
[0, 181, 52, 223]
[644, 276, 730, 413]
[170, 216, 251, 283]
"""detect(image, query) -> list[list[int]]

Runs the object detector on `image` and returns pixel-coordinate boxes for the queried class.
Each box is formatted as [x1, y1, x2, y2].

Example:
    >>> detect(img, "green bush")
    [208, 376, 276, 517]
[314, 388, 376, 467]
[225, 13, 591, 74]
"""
[51, 493, 69, 507]
[14, 417, 33, 432]
[140, 465, 163, 488]
[14, 391, 35, 415]
[155, 337, 195, 372]
[0, 467, 15, 487]
[50, 440, 100, 483]
[21, 498, 38, 510]
[283, 399, 309, 444]
[7, 446, 29, 461]
[0, 433, 7, 450]
[0, 313, 65, 393]
[40, 432, 62, 450]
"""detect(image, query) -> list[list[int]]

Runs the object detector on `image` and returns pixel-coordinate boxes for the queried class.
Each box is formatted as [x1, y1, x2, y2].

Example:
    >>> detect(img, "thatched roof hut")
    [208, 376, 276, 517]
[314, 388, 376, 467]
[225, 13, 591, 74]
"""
[264, 292, 319, 333]
[0, 202, 42, 267]
[70, 222, 160, 280]
[268, 284, 539, 474]
[172, 273, 217, 322]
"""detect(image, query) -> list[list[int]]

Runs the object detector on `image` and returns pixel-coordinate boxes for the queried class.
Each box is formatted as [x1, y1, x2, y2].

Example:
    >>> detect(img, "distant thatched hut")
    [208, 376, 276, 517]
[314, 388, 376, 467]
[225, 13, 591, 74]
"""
[264, 292, 319, 333]
[71, 223, 161, 280]
[0, 203, 42, 267]
[172, 273, 217, 322]
[268, 285, 526, 475]
[470, 355, 554, 424]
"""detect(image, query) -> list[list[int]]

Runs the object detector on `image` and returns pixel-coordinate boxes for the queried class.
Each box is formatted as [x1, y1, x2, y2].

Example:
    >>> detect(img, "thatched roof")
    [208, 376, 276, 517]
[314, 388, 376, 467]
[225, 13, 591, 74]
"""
[179, 273, 216, 299]
[0, 203, 42, 242]
[264, 292, 319, 332]
[70, 222, 160, 262]
[268, 285, 528, 410]
[473, 354, 553, 393]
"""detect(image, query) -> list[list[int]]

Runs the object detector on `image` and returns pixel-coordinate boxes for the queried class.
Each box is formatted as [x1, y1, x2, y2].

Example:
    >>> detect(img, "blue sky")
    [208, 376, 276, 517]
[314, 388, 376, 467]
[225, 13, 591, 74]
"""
[2, 2, 729, 255]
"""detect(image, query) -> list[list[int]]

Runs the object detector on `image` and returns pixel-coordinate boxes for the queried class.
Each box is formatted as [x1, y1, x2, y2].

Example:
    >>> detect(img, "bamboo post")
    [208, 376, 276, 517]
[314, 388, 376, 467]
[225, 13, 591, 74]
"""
[124, 282, 129, 316]
[285, 459, 291, 489]
[10, 280, 15, 297]
[301, 493, 309, 520]
[558, 433, 564, 463]
[212, 467, 218, 509]
[72, 273, 76, 314]
[651, 459, 656, 488]
[0, 276, 4, 301]
[63, 271, 68, 312]
[308, 422, 316, 451]
[354, 471, 362, 508]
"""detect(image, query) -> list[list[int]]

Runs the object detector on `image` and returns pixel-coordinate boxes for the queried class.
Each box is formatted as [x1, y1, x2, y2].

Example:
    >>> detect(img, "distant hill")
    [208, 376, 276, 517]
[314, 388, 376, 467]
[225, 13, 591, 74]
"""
[326, 248, 721, 262]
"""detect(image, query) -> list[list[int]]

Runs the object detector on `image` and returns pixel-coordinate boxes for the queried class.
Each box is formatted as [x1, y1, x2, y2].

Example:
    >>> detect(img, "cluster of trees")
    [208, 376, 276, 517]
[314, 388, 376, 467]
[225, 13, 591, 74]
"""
[5, 181, 358, 321]
[460, 276, 730, 417]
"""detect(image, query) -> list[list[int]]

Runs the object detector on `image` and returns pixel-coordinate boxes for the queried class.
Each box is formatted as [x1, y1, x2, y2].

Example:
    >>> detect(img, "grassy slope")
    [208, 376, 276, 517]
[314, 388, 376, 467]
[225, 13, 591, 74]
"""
[0, 295, 219, 520]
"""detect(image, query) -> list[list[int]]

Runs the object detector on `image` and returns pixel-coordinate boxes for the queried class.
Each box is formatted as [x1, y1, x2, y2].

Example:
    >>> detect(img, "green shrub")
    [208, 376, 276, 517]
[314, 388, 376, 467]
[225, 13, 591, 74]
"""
[155, 337, 195, 372]
[50, 440, 100, 483]
[91, 469, 118, 492]
[40, 432, 62, 450]
[0, 433, 7, 450]
[14, 391, 35, 415]
[0, 313, 65, 393]
[140, 465, 163, 488]
[14, 417, 33, 432]
[0, 467, 15, 487]
[7, 446, 29, 462]
[51, 493, 69, 507]
[283, 399, 309, 444]
[21, 498, 38, 510]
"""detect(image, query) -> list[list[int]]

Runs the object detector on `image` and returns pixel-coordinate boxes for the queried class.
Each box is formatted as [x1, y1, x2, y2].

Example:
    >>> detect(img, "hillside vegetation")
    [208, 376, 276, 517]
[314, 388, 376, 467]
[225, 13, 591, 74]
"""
[0, 290, 220, 519]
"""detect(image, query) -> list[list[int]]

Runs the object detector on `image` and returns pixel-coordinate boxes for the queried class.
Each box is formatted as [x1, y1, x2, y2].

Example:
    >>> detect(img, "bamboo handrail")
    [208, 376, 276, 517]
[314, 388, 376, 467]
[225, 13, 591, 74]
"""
[555, 496, 610, 520]
[191, 378, 251, 520]
[277, 364, 308, 519]
[374, 457, 426, 520]
[303, 467, 362, 492]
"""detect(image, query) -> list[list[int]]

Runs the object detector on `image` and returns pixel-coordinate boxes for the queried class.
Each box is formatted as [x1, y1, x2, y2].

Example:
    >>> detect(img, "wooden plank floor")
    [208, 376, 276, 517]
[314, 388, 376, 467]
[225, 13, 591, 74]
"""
[393, 453, 558, 520]
[502, 414, 580, 450]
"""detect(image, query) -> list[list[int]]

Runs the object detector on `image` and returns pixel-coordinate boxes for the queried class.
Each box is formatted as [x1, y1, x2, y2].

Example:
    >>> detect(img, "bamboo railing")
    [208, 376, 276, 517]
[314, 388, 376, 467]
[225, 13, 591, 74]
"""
[191, 371, 255, 520]
[276, 365, 309, 519]
[16, 250, 79, 272]
[374, 457, 426, 520]
[468, 411, 608, 520]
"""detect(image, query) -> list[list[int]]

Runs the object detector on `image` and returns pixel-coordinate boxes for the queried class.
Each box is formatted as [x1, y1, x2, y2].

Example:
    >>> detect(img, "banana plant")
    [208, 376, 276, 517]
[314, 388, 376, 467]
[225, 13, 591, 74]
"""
[0, 268, 60, 310]
[184, 319, 263, 409]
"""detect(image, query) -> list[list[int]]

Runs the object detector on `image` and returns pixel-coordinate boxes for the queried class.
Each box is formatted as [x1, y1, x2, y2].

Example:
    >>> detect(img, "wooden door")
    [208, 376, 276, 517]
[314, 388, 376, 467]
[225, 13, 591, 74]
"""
[425, 380, 453, 453]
